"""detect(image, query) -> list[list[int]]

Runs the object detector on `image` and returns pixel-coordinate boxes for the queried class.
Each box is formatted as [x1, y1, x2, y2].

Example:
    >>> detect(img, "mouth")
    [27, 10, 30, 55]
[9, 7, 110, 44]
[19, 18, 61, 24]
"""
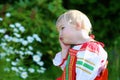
[60, 37, 63, 40]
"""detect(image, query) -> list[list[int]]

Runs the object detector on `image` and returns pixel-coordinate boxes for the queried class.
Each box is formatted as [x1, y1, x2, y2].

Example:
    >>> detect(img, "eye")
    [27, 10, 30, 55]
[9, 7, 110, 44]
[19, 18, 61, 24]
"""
[61, 27, 65, 30]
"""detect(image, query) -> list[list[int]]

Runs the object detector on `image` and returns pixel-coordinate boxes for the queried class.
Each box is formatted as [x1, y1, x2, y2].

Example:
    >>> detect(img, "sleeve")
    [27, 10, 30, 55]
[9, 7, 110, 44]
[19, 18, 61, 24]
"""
[75, 42, 108, 80]
[53, 52, 67, 70]
[97, 45, 108, 76]
[94, 45, 108, 80]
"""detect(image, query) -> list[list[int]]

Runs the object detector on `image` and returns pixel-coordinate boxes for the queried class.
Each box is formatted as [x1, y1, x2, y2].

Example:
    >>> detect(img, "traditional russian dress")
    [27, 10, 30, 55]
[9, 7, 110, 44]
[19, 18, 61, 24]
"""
[53, 40, 108, 80]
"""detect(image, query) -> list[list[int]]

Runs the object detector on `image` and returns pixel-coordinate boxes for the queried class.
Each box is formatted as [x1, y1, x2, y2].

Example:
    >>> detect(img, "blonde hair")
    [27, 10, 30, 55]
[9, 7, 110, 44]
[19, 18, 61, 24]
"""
[56, 10, 92, 34]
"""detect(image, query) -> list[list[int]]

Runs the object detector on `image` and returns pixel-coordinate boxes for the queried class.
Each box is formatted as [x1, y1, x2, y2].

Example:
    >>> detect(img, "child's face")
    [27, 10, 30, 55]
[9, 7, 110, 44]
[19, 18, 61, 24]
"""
[57, 21, 81, 44]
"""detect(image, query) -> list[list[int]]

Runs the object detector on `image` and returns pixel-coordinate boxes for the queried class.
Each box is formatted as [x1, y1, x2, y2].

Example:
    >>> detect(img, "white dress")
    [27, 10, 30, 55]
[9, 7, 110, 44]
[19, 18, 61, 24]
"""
[53, 41, 108, 80]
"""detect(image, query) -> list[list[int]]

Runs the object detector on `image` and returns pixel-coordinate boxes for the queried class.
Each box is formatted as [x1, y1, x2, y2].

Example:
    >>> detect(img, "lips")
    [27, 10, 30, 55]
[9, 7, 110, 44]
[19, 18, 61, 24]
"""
[60, 37, 63, 40]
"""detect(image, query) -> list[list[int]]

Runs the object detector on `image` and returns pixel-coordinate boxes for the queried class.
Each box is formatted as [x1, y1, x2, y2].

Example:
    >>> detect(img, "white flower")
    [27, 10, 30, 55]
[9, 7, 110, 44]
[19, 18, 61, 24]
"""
[14, 33, 21, 37]
[4, 34, 12, 42]
[37, 69, 45, 73]
[4, 35, 12, 42]
[0, 29, 6, 33]
[33, 34, 41, 42]
[19, 39, 29, 46]
[28, 46, 33, 50]
[0, 17, 3, 21]
[19, 26, 25, 33]
[14, 49, 19, 54]
[18, 67, 25, 71]
[6, 58, 11, 62]
[6, 48, 14, 54]
[20, 72, 28, 79]
[28, 68, 35, 73]
[19, 38, 24, 42]
[9, 24, 15, 28]
[4, 67, 10, 72]
[21, 40, 28, 46]
[7, 37, 12, 42]
[41, 67, 46, 71]
[5, 12, 11, 17]
[36, 37, 41, 42]
[15, 23, 21, 27]
[20, 47, 25, 50]
[36, 51, 42, 57]
[37, 67, 46, 73]
[0, 42, 7, 46]
[11, 61, 17, 66]
[25, 50, 33, 55]
[12, 37, 19, 42]
[19, 51, 24, 55]
[32, 34, 37, 38]
[11, 67, 19, 72]
[27, 36, 34, 43]
[37, 61, 44, 66]
[33, 55, 41, 62]
[4, 35, 9, 39]
[13, 28, 19, 33]
[16, 58, 20, 62]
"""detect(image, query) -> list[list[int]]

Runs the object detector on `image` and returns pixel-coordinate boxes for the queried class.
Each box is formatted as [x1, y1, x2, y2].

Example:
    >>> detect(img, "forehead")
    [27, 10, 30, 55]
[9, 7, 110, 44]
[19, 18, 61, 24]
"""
[56, 16, 67, 28]
[56, 19, 64, 27]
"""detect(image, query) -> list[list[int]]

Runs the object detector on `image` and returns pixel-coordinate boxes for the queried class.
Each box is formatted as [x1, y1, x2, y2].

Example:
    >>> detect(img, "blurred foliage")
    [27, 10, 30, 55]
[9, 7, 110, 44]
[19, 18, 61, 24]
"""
[0, 0, 120, 80]
[0, 0, 66, 66]
[0, 0, 65, 79]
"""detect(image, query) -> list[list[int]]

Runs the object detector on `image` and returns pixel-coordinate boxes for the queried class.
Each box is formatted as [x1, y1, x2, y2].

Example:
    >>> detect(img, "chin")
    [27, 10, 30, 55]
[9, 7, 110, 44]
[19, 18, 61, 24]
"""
[63, 41, 72, 45]
[63, 41, 68, 44]
[63, 39, 73, 44]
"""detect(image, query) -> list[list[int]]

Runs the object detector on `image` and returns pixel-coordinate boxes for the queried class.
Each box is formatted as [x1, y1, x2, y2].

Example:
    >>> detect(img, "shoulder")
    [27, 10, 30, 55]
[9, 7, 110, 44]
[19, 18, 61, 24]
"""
[80, 41, 104, 54]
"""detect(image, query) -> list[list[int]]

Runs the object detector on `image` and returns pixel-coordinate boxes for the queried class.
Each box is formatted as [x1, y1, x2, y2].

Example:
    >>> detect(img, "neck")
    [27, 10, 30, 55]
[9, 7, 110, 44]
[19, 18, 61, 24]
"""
[76, 36, 91, 44]
[75, 29, 93, 44]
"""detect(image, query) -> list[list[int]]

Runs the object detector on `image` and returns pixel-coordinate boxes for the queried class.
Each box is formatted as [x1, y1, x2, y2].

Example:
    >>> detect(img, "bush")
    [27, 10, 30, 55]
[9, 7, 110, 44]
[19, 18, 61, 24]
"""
[0, 12, 46, 79]
[0, 0, 65, 79]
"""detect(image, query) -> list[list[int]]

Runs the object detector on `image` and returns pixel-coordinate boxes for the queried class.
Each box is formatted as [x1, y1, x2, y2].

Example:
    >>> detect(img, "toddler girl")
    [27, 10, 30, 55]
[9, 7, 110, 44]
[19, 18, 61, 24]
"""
[53, 10, 108, 80]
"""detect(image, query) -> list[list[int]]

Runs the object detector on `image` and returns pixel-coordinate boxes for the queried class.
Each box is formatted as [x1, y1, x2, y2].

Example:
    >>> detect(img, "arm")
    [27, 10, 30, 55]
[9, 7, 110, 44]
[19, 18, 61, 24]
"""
[94, 45, 108, 80]
[95, 62, 108, 80]
[76, 42, 108, 80]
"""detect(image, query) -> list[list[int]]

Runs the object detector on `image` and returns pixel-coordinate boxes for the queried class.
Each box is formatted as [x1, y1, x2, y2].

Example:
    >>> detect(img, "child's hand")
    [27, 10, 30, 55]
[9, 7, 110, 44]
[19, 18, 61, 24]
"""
[59, 38, 70, 59]
[59, 38, 70, 50]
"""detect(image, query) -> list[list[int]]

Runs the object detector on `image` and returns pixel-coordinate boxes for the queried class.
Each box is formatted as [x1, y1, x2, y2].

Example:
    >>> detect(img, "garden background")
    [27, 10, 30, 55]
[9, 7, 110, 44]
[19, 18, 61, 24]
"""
[0, 0, 120, 80]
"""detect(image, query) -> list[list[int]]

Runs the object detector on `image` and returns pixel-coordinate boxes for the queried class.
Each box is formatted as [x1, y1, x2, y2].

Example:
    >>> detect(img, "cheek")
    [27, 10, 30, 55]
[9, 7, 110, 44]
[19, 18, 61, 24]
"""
[63, 30, 70, 36]
[63, 30, 74, 39]
[63, 28, 72, 35]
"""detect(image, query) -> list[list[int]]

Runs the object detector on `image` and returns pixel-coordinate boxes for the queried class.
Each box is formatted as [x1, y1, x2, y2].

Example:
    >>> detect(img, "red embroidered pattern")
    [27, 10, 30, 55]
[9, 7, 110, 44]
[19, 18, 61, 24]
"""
[80, 42, 100, 54]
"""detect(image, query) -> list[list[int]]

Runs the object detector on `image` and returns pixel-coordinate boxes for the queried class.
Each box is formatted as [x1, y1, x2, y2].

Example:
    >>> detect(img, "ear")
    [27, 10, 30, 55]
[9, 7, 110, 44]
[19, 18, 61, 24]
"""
[75, 22, 81, 30]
